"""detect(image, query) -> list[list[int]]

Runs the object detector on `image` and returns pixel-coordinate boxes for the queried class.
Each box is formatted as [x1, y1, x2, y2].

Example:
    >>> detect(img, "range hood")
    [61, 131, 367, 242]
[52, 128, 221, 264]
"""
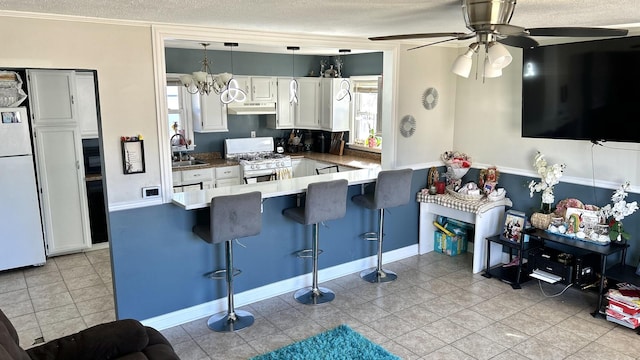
[227, 101, 276, 115]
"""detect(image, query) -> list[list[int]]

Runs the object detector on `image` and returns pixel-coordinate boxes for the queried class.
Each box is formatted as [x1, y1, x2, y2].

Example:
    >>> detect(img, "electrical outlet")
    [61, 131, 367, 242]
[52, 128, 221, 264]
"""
[251, 131, 256, 138]
[142, 186, 160, 198]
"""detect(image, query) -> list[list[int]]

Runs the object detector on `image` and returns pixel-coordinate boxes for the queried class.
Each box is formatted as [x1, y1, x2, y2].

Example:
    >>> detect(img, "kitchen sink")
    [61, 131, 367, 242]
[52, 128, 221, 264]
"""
[172, 159, 208, 168]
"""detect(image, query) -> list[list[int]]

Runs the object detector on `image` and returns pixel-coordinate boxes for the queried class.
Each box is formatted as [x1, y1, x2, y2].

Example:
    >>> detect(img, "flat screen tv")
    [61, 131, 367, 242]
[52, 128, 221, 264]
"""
[522, 35, 640, 143]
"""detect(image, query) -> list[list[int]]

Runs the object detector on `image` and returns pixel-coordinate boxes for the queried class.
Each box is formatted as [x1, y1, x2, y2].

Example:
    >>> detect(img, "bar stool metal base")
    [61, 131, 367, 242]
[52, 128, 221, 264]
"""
[207, 310, 255, 332]
[360, 268, 397, 283]
[294, 286, 335, 305]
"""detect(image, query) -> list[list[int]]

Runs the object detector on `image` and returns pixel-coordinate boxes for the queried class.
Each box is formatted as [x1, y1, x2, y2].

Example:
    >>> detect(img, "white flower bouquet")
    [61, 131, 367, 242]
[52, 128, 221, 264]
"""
[528, 151, 566, 210]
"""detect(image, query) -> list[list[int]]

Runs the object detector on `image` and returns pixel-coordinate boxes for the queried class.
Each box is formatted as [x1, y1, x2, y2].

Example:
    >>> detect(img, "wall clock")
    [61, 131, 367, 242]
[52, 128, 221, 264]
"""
[422, 87, 439, 110]
[399, 115, 416, 138]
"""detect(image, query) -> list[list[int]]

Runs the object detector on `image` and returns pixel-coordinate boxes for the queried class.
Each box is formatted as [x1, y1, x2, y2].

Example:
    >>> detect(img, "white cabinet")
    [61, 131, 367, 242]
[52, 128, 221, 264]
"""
[320, 78, 351, 132]
[266, 77, 296, 129]
[215, 165, 241, 187]
[27, 69, 92, 256]
[233, 76, 277, 103]
[33, 126, 91, 255]
[27, 70, 77, 126]
[76, 72, 99, 138]
[295, 77, 321, 129]
[173, 168, 215, 192]
[192, 93, 228, 132]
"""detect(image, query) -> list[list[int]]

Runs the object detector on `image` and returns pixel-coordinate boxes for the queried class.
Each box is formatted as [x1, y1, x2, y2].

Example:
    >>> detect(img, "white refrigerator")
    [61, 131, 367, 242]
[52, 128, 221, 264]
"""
[0, 107, 46, 271]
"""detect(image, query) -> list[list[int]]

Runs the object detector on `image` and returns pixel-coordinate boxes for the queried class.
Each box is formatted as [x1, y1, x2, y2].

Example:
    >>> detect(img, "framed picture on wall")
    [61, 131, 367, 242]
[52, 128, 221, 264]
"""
[501, 210, 527, 243]
[121, 139, 145, 174]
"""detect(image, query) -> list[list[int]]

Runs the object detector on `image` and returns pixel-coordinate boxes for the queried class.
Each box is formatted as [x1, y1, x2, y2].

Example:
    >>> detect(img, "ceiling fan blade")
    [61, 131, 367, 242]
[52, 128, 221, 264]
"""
[369, 32, 468, 41]
[527, 27, 629, 37]
[497, 35, 539, 49]
[408, 37, 461, 51]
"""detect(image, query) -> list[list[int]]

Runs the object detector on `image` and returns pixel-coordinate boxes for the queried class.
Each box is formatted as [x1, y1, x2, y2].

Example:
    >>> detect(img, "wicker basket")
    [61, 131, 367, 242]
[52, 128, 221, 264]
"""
[531, 212, 551, 230]
[446, 185, 484, 201]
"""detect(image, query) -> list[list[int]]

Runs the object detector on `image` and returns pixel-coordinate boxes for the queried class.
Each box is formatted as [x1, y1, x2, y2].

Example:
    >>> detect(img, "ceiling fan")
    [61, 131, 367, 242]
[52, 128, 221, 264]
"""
[370, 0, 628, 78]
[370, 0, 629, 50]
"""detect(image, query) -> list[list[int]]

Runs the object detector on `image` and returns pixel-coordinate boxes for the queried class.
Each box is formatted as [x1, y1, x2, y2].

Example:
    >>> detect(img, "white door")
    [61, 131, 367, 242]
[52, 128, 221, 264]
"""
[192, 93, 228, 132]
[27, 70, 77, 126]
[33, 126, 91, 255]
[251, 77, 277, 102]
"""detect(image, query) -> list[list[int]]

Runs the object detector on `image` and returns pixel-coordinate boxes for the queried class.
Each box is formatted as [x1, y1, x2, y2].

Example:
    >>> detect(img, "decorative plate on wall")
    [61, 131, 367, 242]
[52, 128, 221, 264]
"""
[399, 115, 416, 138]
[422, 87, 439, 110]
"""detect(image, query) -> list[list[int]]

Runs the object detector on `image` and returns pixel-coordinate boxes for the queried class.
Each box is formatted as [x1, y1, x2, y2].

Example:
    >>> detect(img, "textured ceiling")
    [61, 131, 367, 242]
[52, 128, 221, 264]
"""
[1, 0, 639, 53]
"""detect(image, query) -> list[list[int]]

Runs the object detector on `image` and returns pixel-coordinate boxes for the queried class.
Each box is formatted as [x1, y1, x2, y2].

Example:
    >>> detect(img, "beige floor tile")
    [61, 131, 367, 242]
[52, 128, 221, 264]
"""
[31, 291, 73, 312]
[35, 303, 80, 326]
[452, 332, 508, 360]
[27, 281, 68, 299]
[53, 253, 91, 269]
[75, 294, 114, 316]
[40, 317, 87, 342]
[0, 288, 30, 307]
[64, 273, 104, 291]
[69, 284, 110, 303]
[82, 309, 116, 328]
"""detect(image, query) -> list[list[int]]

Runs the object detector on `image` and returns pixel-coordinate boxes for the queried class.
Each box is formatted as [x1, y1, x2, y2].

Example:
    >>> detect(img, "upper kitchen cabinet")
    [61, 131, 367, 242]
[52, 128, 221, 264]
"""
[266, 77, 296, 129]
[192, 93, 228, 132]
[320, 78, 351, 132]
[76, 71, 99, 138]
[27, 69, 78, 126]
[233, 76, 277, 103]
[295, 77, 321, 129]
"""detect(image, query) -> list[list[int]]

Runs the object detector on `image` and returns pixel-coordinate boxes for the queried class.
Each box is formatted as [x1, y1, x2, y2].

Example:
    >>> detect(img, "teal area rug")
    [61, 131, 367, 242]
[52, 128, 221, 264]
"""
[250, 324, 400, 360]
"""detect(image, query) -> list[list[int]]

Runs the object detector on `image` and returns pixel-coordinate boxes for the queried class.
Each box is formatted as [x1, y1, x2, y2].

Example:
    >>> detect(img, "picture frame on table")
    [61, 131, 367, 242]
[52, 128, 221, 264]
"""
[501, 209, 527, 243]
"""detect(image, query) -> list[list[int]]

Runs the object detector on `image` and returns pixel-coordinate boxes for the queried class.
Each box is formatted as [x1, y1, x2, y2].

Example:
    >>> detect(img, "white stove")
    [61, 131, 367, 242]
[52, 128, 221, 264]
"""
[225, 137, 292, 183]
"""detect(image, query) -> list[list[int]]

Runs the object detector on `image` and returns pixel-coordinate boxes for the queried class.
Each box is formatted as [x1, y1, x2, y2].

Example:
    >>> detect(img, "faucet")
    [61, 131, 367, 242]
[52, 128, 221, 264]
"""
[170, 133, 189, 161]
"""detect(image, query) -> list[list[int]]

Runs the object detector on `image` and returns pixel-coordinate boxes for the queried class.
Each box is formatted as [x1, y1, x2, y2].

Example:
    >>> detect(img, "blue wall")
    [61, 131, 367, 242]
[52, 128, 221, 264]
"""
[109, 169, 425, 320]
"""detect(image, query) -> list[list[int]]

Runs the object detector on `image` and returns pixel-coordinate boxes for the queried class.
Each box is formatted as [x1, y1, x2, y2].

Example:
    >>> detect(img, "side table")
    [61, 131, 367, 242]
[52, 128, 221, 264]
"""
[417, 191, 512, 274]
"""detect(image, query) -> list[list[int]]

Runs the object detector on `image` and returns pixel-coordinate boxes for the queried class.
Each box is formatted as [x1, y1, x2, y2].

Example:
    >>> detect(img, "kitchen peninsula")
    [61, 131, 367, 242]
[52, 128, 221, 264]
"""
[111, 161, 424, 326]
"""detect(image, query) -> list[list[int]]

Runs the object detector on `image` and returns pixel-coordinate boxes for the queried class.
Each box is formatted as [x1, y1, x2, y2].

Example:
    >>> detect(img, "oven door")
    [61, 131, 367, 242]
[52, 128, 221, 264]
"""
[243, 168, 276, 184]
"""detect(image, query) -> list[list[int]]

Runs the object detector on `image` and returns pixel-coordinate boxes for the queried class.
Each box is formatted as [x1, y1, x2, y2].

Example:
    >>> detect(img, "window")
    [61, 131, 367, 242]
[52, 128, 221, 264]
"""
[350, 76, 381, 151]
[166, 74, 194, 153]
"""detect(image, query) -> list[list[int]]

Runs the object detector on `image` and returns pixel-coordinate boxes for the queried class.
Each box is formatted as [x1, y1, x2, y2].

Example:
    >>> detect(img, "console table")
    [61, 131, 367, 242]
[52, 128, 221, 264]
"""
[524, 228, 629, 318]
[417, 191, 512, 274]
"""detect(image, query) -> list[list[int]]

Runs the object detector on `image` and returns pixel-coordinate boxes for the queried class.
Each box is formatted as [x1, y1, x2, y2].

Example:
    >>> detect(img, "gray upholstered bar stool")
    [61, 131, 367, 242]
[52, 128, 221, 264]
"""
[283, 179, 348, 305]
[192, 191, 262, 332]
[352, 168, 413, 283]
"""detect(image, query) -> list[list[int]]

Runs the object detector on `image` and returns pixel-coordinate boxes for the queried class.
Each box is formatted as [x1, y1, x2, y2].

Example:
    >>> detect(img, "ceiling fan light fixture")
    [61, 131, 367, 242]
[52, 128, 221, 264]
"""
[451, 43, 479, 78]
[483, 57, 502, 78]
[487, 41, 512, 69]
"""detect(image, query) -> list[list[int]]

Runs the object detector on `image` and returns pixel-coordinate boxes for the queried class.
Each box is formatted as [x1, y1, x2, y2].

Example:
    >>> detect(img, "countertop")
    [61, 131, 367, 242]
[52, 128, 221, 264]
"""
[171, 151, 381, 172]
[172, 168, 381, 210]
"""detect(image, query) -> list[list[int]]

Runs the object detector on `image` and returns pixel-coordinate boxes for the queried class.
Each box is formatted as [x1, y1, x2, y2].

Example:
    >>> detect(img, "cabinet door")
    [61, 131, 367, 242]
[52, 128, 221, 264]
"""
[320, 78, 350, 132]
[251, 76, 277, 102]
[76, 72, 99, 138]
[34, 126, 91, 255]
[192, 93, 228, 132]
[267, 78, 295, 129]
[27, 69, 78, 126]
[233, 76, 251, 103]
[296, 78, 320, 129]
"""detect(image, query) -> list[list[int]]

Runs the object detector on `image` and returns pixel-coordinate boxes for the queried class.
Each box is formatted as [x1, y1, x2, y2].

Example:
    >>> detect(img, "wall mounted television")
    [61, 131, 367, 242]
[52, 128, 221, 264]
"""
[521, 35, 640, 143]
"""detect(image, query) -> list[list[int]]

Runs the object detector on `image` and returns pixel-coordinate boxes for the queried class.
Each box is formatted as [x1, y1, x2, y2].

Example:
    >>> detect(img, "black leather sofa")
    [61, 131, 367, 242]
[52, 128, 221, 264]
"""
[0, 308, 179, 360]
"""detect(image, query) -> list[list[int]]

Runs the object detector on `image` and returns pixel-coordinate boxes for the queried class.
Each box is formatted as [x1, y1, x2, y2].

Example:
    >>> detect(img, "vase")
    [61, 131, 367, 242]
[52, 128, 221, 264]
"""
[541, 202, 553, 215]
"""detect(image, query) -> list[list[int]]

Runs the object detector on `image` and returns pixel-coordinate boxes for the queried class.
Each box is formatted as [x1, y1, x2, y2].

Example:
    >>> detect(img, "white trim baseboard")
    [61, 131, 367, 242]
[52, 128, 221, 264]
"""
[141, 244, 418, 330]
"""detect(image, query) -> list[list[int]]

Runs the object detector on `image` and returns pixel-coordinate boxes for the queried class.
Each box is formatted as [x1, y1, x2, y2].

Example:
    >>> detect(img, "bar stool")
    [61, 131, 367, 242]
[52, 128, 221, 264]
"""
[192, 191, 262, 332]
[283, 179, 348, 305]
[352, 168, 413, 283]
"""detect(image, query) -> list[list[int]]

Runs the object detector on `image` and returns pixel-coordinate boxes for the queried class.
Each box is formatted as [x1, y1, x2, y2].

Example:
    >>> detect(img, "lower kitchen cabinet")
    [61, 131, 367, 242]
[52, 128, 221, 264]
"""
[215, 165, 240, 187]
[173, 167, 214, 192]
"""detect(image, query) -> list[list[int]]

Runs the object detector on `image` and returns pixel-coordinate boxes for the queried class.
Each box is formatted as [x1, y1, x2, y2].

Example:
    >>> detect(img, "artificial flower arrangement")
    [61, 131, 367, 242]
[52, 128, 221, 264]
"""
[441, 151, 472, 189]
[598, 182, 639, 242]
[528, 151, 566, 213]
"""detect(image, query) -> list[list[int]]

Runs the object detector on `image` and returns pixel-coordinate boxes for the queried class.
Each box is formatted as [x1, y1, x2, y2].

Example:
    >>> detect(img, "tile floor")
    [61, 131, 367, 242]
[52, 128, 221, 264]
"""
[2, 249, 639, 359]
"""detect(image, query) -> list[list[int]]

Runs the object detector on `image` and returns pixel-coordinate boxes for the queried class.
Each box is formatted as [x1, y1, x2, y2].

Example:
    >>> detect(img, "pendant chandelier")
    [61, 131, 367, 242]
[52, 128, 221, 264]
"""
[287, 46, 299, 104]
[219, 42, 247, 104]
[179, 43, 218, 96]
